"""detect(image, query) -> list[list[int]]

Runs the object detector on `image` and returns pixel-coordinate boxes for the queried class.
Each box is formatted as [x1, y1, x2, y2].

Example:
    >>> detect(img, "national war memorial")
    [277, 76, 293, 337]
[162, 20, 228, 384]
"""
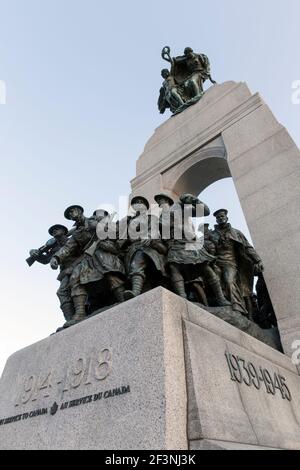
[1, 46, 300, 450]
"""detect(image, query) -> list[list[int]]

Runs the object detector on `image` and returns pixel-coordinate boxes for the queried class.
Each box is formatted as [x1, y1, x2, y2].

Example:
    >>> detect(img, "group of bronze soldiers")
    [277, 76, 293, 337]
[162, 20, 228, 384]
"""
[28, 193, 276, 330]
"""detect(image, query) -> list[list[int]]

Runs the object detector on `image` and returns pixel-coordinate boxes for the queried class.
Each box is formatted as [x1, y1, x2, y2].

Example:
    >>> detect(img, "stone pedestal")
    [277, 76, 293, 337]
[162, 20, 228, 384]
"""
[0, 288, 300, 450]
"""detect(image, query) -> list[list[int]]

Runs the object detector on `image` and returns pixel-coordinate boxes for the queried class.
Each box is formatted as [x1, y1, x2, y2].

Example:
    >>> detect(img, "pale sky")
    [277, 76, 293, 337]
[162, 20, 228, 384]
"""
[0, 0, 299, 375]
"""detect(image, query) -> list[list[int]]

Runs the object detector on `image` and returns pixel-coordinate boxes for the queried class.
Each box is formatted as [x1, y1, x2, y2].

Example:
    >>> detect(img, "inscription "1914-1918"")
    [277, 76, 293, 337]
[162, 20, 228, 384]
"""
[225, 351, 292, 401]
[14, 348, 112, 407]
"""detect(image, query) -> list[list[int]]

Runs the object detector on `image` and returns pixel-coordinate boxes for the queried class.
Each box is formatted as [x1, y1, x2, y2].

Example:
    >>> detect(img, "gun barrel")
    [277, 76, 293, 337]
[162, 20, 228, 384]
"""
[26, 256, 36, 267]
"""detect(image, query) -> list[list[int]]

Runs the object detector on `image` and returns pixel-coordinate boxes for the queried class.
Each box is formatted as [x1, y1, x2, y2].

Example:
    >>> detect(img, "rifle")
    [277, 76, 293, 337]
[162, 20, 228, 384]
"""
[26, 238, 58, 267]
[26, 228, 76, 267]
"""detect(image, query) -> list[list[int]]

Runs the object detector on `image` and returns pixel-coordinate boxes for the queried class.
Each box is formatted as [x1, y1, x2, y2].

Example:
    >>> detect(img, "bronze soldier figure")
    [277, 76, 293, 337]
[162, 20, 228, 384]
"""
[163, 194, 230, 305]
[29, 224, 79, 323]
[209, 209, 264, 316]
[50, 205, 126, 325]
[29, 225, 68, 265]
[121, 196, 167, 300]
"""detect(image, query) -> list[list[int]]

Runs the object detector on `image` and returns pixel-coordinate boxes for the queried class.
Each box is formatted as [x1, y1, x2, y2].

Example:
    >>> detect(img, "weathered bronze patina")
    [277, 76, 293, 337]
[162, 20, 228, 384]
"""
[209, 209, 264, 318]
[158, 46, 216, 115]
[27, 195, 277, 347]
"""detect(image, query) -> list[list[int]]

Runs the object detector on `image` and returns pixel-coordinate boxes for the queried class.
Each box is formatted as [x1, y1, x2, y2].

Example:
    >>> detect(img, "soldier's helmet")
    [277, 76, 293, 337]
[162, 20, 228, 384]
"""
[130, 196, 150, 210]
[154, 193, 174, 207]
[48, 225, 69, 237]
[93, 209, 109, 218]
[180, 194, 200, 205]
[64, 205, 84, 220]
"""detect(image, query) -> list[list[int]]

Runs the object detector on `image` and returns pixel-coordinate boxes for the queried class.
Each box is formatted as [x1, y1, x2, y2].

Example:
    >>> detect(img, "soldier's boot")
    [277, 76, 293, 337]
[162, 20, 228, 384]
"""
[72, 295, 87, 322]
[210, 280, 231, 307]
[124, 275, 144, 300]
[172, 280, 187, 299]
[113, 286, 126, 303]
[61, 302, 75, 322]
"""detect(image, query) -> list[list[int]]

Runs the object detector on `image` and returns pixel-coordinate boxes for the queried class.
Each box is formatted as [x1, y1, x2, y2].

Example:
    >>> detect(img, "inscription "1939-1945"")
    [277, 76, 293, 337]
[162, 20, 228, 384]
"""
[225, 351, 292, 401]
